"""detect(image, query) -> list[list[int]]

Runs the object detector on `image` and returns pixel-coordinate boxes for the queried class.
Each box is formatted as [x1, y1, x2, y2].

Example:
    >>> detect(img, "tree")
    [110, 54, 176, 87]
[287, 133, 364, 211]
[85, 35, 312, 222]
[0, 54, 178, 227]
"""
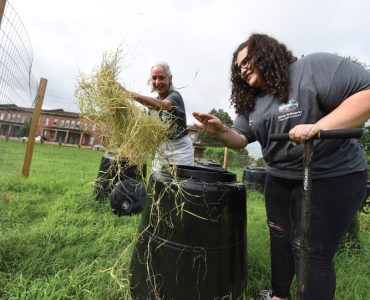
[255, 157, 267, 167]
[358, 124, 370, 154]
[18, 118, 31, 137]
[343, 55, 370, 71]
[208, 108, 234, 127]
[199, 108, 234, 146]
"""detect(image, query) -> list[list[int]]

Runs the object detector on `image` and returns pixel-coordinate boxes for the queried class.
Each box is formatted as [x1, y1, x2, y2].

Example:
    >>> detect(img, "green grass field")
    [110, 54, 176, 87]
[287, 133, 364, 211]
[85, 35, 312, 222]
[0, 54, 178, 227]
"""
[0, 139, 369, 299]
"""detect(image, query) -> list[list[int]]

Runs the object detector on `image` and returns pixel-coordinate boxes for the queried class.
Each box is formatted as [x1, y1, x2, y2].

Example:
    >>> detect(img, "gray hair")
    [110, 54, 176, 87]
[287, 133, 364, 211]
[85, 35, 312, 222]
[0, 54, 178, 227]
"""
[148, 62, 174, 92]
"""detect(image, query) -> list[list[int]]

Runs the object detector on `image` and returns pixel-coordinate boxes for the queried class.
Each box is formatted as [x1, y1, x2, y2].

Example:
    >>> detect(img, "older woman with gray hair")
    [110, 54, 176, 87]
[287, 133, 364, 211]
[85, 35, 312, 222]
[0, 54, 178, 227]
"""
[127, 62, 194, 172]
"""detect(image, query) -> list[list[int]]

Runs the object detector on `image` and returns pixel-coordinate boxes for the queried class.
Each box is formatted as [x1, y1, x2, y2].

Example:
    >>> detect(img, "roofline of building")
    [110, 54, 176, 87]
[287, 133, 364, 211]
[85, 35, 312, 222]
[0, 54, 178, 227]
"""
[0, 104, 79, 117]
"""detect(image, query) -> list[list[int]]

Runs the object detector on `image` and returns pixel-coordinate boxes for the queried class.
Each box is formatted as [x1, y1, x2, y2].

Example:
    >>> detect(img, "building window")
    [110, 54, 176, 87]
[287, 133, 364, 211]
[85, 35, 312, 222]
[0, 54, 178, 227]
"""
[76, 121, 80, 129]
[44, 118, 49, 126]
[60, 120, 65, 128]
[0, 113, 3, 120]
[53, 119, 58, 126]
[190, 133, 196, 143]
[17, 114, 21, 122]
[70, 120, 75, 129]
[6, 113, 10, 121]
[50, 131, 55, 140]
[89, 136, 94, 145]
[11, 113, 16, 121]
[66, 120, 70, 128]
[196, 134, 202, 143]
[22, 115, 25, 123]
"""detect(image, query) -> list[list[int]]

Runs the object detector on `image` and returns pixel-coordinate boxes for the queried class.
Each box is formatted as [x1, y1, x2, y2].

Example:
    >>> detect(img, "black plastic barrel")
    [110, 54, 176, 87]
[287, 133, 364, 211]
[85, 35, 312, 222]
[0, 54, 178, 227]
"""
[196, 160, 224, 171]
[130, 165, 247, 300]
[242, 167, 267, 192]
[94, 153, 146, 202]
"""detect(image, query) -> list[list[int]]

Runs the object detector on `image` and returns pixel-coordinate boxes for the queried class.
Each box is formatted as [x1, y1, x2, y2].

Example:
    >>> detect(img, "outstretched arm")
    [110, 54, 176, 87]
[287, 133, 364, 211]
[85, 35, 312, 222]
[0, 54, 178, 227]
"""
[120, 85, 172, 110]
[130, 92, 172, 110]
[192, 112, 248, 149]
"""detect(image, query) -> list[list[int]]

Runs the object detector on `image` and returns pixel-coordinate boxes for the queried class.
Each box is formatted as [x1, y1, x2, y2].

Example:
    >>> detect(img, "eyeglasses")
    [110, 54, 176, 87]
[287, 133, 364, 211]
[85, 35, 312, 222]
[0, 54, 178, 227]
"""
[236, 56, 250, 76]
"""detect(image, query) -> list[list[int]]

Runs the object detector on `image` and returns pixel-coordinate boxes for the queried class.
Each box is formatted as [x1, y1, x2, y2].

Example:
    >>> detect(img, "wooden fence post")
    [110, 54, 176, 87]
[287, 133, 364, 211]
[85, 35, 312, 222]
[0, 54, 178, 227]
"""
[0, 0, 7, 27]
[22, 78, 48, 177]
[223, 147, 228, 170]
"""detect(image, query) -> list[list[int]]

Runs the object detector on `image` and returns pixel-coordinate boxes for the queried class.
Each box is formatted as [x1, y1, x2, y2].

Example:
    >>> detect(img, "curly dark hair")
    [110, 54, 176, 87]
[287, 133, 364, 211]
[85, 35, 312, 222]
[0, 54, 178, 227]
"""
[230, 33, 297, 113]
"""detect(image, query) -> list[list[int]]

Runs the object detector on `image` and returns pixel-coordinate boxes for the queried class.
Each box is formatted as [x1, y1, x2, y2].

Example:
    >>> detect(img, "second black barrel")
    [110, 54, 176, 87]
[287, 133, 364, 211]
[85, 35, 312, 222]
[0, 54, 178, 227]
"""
[242, 167, 267, 192]
[94, 153, 146, 202]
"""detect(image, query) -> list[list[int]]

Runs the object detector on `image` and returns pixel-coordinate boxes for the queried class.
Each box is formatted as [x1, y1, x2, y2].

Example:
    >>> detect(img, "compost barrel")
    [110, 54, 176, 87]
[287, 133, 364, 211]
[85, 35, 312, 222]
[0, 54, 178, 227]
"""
[196, 160, 224, 171]
[94, 153, 146, 202]
[242, 167, 266, 192]
[130, 165, 247, 300]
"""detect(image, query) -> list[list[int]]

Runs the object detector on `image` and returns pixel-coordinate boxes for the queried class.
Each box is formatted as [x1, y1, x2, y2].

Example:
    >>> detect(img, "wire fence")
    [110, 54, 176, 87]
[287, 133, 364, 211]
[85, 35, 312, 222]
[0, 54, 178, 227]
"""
[42, 89, 79, 113]
[0, 1, 37, 107]
[0, 1, 77, 112]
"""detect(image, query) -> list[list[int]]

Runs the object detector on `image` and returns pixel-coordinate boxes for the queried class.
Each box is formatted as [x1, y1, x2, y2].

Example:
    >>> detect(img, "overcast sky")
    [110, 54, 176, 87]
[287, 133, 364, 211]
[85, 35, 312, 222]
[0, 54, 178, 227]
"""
[6, 0, 370, 156]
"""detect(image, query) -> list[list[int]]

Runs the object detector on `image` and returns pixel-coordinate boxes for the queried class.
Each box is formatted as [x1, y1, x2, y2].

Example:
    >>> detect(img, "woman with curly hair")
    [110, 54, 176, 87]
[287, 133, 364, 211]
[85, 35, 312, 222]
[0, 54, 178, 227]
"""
[193, 33, 370, 300]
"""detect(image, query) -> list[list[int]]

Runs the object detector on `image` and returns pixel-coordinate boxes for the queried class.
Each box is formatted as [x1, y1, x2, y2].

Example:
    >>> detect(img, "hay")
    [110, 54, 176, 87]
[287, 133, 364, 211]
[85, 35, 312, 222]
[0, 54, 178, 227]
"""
[76, 49, 171, 167]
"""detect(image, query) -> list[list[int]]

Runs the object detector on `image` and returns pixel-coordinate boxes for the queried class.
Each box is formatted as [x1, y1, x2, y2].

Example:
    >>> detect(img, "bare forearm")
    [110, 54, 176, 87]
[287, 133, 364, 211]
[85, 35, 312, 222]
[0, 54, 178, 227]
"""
[316, 90, 370, 130]
[131, 93, 164, 110]
[214, 125, 248, 149]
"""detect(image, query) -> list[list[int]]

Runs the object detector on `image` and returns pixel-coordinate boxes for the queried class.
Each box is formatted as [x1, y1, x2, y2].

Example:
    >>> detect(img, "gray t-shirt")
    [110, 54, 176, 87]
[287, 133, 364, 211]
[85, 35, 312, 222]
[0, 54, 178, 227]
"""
[234, 53, 370, 179]
[159, 90, 188, 140]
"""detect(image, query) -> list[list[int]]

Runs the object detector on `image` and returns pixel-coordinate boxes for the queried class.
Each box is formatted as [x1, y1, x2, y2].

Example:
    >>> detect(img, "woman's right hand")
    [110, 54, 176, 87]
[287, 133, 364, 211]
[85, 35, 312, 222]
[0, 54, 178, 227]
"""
[192, 112, 225, 135]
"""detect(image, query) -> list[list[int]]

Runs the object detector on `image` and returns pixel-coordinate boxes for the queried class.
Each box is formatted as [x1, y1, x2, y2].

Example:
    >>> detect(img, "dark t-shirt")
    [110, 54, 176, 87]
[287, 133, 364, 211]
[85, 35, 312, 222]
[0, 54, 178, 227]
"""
[159, 90, 188, 139]
[234, 53, 370, 179]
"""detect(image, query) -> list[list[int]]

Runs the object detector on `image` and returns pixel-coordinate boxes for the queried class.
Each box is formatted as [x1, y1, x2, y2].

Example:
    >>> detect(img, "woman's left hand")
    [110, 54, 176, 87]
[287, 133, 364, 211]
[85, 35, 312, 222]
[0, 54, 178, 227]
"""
[289, 124, 322, 145]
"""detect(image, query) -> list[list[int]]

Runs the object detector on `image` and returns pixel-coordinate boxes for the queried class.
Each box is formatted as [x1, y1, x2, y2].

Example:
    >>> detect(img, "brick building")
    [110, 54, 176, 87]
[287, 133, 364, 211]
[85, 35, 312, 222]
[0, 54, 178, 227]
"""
[0, 104, 103, 146]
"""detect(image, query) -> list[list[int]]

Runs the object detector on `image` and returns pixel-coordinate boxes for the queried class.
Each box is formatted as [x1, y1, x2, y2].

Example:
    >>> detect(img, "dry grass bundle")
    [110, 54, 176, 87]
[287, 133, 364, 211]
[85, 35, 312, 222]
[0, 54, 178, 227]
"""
[76, 50, 171, 167]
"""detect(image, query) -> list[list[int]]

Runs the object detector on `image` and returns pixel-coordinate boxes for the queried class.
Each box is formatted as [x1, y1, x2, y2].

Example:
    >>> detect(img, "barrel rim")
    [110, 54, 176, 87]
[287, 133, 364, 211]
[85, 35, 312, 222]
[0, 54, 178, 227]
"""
[161, 165, 237, 183]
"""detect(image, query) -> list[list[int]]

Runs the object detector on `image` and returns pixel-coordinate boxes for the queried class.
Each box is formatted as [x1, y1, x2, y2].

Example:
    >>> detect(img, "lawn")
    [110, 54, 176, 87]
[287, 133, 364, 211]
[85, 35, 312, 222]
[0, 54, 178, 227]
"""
[0, 139, 369, 299]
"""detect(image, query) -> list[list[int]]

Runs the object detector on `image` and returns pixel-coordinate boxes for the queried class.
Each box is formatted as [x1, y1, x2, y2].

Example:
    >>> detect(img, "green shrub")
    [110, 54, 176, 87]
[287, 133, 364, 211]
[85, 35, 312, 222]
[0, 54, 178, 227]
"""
[203, 146, 251, 168]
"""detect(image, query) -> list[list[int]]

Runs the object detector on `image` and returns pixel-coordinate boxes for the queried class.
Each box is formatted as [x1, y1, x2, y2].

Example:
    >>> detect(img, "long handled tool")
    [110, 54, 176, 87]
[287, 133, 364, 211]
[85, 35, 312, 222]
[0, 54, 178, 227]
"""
[270, 128, 363, 300]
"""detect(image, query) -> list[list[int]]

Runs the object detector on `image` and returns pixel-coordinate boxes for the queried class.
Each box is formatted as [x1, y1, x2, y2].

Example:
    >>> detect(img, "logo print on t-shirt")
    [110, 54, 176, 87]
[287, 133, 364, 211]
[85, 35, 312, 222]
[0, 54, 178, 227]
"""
[277, 99, 302, 121]
[278, 99, 298, 113]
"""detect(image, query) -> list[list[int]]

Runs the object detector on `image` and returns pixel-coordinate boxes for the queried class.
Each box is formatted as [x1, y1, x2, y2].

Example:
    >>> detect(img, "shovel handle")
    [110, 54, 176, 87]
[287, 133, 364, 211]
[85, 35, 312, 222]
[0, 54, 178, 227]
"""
[270, 128, 363, 141]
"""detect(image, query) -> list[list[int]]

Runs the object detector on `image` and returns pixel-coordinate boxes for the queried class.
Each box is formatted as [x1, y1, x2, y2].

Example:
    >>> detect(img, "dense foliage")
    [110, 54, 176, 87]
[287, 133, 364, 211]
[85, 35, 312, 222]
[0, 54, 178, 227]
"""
[359, 124, 370, 154]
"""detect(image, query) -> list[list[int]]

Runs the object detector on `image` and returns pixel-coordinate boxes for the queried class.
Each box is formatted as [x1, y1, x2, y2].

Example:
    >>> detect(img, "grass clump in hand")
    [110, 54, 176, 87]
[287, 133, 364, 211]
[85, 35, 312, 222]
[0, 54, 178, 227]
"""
[76, 49, 171, 168]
